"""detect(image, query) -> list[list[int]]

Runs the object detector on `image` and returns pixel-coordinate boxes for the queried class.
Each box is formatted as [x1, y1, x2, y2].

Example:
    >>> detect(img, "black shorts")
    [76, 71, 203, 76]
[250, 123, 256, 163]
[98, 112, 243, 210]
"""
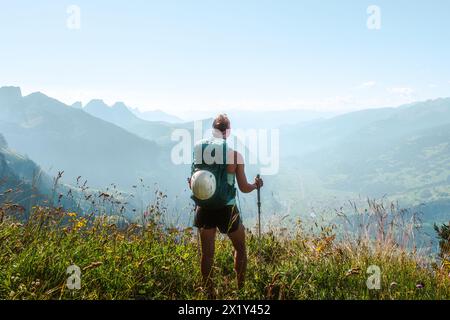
[194, 205, 241, 234]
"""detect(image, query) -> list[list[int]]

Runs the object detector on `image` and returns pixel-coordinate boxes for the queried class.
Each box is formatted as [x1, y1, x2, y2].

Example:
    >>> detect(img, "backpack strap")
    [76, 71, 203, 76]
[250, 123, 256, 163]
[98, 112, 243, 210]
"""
[222, 139, 227, 165]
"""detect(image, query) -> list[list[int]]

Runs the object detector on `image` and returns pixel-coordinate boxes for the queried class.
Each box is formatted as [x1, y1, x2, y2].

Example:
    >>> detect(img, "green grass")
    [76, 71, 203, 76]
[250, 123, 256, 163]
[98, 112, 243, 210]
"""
[0, 205, 449, 300]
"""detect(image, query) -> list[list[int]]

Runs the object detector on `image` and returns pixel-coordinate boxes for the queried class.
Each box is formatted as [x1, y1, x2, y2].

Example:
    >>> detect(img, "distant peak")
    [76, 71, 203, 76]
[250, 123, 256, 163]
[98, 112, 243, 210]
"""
[111, 102, 135, 117]
[71, 101, 83, 109]
[89, 99, 107, 104]
[0, 86, 22, 94]
[26, 91, 49, 99]
[24, 91, 66, 105]
[112, 102, 128, 109]
[0, 86, 22, 102]
[85, 99, 109, 109]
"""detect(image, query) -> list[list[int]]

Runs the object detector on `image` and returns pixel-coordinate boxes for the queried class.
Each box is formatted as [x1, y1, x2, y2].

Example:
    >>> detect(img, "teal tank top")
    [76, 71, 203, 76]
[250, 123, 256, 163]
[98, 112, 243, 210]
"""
[207, 137, 236, 206]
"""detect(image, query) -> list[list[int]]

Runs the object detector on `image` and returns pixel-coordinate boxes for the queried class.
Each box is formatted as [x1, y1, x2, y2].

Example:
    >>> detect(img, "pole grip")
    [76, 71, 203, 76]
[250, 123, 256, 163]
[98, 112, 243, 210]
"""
[256, 174, 261, 237]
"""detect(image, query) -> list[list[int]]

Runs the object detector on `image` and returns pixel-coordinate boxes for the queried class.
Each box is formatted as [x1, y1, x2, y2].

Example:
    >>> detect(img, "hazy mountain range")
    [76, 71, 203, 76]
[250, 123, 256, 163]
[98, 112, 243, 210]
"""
[279, 98, 450, 199]
[0, 132, 78, 214]
[0, 86, 265, 221]
[0, 85, 449, 229]
[173, 109, 336, 129]
[0, 87, 172, 191]
[82, 99, 211, 145]
[273, 98, 450, 228]
[129, 107, 183, 123]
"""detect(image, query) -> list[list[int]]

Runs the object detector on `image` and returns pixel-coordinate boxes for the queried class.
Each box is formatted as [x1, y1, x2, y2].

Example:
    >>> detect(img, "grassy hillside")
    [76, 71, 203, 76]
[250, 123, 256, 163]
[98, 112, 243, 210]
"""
[1, 201, 449, 300]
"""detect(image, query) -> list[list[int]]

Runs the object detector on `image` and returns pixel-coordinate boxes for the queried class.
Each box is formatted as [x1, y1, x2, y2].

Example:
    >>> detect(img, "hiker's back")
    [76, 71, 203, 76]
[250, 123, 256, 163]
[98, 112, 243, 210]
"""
[191, 137, 236, 209]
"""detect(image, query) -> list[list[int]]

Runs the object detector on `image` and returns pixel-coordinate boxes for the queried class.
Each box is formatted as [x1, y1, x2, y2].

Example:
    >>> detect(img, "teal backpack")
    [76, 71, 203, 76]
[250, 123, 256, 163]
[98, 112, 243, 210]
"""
[191, 138, 236, 209]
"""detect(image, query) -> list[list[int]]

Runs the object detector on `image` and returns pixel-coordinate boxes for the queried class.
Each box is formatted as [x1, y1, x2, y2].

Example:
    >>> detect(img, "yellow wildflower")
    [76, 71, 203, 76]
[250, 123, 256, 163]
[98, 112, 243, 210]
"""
[73, 217, 87, 231]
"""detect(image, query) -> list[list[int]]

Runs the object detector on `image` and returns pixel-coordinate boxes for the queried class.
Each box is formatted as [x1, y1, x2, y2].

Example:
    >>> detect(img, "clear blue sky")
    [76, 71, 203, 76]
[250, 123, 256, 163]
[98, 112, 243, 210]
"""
[1, 0, 449, 115]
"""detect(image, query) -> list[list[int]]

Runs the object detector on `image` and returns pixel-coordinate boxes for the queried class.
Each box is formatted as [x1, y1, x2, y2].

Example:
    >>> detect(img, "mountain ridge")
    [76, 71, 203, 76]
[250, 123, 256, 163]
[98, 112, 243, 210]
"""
[0, 87, 175, 193]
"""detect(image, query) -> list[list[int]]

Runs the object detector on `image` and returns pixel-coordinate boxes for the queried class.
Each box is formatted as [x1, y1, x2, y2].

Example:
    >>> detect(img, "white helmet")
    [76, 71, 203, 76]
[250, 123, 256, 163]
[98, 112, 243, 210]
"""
[191, 170, 216, 200]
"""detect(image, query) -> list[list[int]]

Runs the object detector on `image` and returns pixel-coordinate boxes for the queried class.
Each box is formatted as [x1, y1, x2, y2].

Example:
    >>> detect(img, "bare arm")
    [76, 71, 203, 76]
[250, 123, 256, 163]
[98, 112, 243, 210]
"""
[235, 152, 264, 194]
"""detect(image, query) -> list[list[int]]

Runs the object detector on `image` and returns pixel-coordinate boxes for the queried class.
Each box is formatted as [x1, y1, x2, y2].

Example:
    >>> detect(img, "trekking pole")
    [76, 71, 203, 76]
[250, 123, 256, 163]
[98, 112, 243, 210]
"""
[256, 174, 261, 238]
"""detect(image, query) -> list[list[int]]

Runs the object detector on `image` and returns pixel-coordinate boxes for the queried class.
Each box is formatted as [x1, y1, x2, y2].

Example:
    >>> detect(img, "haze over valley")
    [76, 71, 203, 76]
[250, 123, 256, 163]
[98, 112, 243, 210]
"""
[1, 85, 449, 240]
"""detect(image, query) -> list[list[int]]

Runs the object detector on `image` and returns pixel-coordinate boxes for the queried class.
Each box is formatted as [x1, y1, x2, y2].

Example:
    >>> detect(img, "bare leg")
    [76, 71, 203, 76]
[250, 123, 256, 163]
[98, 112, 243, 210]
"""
[199, 228, 216, 295]
[228, 224, 247, 290]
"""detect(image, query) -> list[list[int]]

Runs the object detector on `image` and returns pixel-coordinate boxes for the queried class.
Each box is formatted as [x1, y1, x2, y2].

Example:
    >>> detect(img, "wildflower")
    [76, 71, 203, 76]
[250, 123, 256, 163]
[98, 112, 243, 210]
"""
[31, 280, 41, 288]
[73, 217, 87, 231]
[67, 212, 77, 218]
[315, 244, 324, 253]
[116, 234, 125, 241]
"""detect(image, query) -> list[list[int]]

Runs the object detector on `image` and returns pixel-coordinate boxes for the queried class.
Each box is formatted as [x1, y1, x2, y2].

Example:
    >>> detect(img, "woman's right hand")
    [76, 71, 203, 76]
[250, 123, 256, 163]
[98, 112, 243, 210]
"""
[254, 176, 264, 190]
